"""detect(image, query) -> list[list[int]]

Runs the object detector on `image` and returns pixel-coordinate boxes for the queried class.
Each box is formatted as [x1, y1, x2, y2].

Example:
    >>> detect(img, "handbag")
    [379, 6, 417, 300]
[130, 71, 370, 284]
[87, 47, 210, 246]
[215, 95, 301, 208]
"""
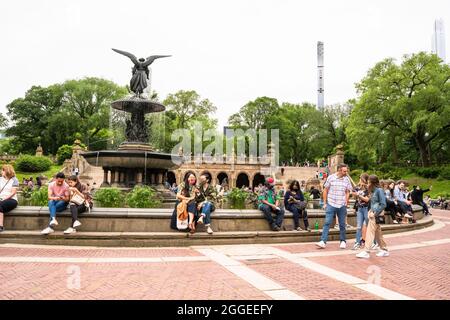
[70, 193, 85, 206]
[176, 200, 189, 230]
[294, 200, 307, 210]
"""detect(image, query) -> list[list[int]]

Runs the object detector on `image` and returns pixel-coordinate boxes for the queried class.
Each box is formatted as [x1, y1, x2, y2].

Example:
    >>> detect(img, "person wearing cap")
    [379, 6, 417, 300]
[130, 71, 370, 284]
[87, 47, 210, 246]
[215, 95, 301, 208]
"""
[258, 177, 285, 231]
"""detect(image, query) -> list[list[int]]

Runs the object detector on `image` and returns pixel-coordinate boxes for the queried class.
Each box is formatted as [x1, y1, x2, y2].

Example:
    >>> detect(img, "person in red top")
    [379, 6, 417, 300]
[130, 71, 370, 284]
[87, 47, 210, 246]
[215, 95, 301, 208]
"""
[41, 172, 70, 235]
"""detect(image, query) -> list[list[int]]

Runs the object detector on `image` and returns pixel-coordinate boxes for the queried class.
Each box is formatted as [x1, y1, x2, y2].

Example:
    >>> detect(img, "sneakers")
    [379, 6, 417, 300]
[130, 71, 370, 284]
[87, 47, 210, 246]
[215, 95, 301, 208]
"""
[393, 220, 399, 224]
[356, 251, 370, 259]
[370, 243, 379, 250]
[206, 225, 213, 235]
[73, 220, 82, 228]
[334, 224, 339, 230]
[49, 218, 58, 227]
[376, 250, 390, 257]
[339, 241, 347, 249]
[64, 227, 76, 234]
[404, 213, 413, 219]
[352, 243, 361, 250]
[197, 216, 204, 224]
[295, 226, 303, 231]
[271, 224, 281, 231]
[316, 240, 326, 249]
[305, 227, 312, 232]
[346, 224, 353, 229]
[41, 227, 54, 235]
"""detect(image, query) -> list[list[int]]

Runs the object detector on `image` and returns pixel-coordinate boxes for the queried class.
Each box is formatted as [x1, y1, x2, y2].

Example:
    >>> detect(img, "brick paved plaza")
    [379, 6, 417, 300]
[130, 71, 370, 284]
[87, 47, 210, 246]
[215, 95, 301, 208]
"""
[0, 208, 449, 300]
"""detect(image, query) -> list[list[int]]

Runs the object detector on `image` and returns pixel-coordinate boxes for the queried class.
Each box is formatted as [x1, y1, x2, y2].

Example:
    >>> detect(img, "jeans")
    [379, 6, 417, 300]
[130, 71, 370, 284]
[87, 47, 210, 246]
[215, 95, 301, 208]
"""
[286, 204, 309, 229]
[417, 201, 429, 215]
[259, 204, 285, 227]
[321, 204, 347, 243]
[70, 203, 87, 226]
[355, 206, 369, 244]
[199, 201, 214, 225]
[48, 200, 68, 225]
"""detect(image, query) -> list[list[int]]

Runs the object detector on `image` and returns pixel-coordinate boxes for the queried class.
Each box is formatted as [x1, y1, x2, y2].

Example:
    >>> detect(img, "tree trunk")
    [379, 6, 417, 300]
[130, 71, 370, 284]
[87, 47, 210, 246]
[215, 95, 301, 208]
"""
[415, 135, 430, 167]
[391, 135, 399, 164]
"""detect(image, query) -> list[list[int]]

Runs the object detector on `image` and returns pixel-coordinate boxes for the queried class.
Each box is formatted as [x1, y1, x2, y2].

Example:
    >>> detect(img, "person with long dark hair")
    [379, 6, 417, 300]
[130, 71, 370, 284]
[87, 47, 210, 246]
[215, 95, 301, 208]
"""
[176, 173, 199, 233]
[284, 180, 310, 231]
[356, 175, 389, 258]
[351, 173, 370, 250]
[63, 175, 93, 234]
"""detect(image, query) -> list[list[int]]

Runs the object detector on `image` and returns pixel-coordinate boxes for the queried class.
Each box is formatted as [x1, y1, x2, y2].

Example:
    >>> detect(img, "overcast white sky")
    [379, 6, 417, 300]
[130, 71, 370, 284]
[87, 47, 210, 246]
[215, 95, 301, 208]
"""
[0, 0, 449, 129]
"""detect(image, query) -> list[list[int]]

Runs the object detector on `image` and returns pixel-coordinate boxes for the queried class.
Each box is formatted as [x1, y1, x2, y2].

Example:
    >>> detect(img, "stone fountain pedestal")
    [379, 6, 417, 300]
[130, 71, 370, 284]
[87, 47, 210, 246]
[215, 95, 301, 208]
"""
[82, 97, 181, 189]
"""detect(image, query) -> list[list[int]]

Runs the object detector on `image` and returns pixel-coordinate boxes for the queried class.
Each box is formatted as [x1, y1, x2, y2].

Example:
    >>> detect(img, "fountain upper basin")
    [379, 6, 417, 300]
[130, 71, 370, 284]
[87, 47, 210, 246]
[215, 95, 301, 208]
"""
[111, 98, 165, 114]
[82, 150, 181, 169]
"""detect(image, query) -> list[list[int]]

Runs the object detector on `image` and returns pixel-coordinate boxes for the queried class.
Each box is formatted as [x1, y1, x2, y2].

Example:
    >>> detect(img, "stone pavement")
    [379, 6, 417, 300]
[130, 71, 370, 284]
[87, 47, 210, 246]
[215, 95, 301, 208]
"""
[0, 208, 449, 300]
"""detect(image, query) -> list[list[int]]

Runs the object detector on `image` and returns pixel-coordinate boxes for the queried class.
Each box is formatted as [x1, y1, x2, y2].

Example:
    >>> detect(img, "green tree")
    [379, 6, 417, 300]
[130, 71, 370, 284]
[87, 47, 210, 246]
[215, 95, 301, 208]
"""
[228, 97, 279, 130]
[5, 78, 128, 155]
[347, 52, 450, 166]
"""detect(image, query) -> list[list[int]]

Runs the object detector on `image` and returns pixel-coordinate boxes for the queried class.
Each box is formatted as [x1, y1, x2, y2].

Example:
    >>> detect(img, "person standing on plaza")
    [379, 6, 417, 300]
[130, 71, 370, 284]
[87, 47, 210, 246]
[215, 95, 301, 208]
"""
[316, 163, 353, 249]
[351, 173, 370, 250]
[356, 175, 389, 258]
[41, 172, 70, 235]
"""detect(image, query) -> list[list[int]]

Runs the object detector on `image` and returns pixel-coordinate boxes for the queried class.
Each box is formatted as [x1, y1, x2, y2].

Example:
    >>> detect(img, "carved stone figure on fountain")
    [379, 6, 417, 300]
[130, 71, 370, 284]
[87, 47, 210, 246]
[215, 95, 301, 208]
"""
[112, 48, 170, 98]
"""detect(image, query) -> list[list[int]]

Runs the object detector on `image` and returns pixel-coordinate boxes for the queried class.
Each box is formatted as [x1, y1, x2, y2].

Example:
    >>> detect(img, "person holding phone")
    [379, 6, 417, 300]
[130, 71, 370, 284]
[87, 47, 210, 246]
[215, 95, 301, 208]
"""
[41, 172, 70, 235]
[258, 177, 285, 231]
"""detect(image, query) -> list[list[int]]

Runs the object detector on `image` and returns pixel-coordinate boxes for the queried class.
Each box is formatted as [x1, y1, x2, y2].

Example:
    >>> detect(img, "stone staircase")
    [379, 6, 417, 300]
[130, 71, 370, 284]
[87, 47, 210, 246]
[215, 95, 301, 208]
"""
[275, 166, 319, 185]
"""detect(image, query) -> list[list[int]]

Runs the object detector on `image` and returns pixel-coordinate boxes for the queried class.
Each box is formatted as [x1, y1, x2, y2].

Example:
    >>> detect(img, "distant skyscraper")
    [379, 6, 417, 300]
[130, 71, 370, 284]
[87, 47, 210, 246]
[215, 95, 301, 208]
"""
[431, 19, 446, 62]
[317, 41, 324, 109]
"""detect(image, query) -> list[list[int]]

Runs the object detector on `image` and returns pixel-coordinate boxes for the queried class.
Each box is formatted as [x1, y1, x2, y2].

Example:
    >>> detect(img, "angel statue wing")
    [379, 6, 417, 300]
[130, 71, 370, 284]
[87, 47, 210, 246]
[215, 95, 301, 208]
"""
[143, 55, 171, 67]
[112, 48, 139, 65]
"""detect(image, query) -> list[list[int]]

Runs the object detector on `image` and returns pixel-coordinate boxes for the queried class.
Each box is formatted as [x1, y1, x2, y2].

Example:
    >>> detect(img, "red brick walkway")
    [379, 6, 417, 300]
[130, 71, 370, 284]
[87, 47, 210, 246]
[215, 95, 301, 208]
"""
[0, 208, 449, 300]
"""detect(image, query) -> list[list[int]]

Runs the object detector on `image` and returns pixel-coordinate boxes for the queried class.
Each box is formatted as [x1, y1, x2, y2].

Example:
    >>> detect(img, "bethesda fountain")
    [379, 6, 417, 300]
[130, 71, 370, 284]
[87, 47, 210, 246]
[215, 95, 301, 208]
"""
[82, 48, 181, 188]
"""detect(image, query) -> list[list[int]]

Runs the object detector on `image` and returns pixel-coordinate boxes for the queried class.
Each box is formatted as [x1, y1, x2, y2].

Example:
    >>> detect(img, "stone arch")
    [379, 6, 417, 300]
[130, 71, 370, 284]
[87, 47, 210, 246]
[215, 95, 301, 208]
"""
[236, 172, 250, 188]
[252, 172, 266, 190]
[217, 172, 229, 186]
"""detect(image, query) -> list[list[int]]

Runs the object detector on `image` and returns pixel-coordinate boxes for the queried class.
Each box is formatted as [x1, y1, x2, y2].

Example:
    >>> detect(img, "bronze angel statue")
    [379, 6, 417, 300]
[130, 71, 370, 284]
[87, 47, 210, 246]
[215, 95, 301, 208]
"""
[112, 48, 170, 97]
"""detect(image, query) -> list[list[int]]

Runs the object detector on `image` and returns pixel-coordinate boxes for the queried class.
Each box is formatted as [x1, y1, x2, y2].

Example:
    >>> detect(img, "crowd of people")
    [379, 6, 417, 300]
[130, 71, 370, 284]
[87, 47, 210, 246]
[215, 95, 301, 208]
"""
[0, 161, 437, 252]
[0, 166, 93, 234]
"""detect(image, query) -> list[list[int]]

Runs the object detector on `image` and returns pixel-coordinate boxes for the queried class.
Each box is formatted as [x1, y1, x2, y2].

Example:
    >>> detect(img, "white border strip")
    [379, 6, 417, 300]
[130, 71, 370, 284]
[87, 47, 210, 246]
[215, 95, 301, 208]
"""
[196, 248, 304, 300]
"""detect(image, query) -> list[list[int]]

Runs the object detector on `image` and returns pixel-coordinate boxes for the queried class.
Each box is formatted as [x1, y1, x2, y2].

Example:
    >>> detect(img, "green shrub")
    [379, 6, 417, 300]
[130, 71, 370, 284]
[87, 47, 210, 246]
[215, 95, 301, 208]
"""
[227, 188, 248, 209]
[414, 167, 441, 179]
[438, 167, 450, 180]
[56, 145, 73, 165]
[126, 185, 161, 208]
[14, 155, 53, 172]
[30, 186, 49, 206]
[350, 169, 364, 179]
[94, 188, 124, 207]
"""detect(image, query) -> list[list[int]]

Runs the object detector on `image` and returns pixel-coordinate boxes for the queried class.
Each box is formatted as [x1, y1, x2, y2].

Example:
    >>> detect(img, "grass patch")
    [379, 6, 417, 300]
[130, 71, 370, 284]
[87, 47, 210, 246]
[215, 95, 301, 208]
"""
[402, 174, 450, 198]
[15, 165, 63, 183]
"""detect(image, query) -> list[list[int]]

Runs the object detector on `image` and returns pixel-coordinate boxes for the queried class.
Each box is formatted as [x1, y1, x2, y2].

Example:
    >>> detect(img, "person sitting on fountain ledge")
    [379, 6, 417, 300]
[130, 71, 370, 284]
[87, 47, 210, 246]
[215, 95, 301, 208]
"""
[41, 172, 70, 235]
[258, 177, 285, 231]
[175, 173, 199, 234]
[195, 173, 217, 235]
